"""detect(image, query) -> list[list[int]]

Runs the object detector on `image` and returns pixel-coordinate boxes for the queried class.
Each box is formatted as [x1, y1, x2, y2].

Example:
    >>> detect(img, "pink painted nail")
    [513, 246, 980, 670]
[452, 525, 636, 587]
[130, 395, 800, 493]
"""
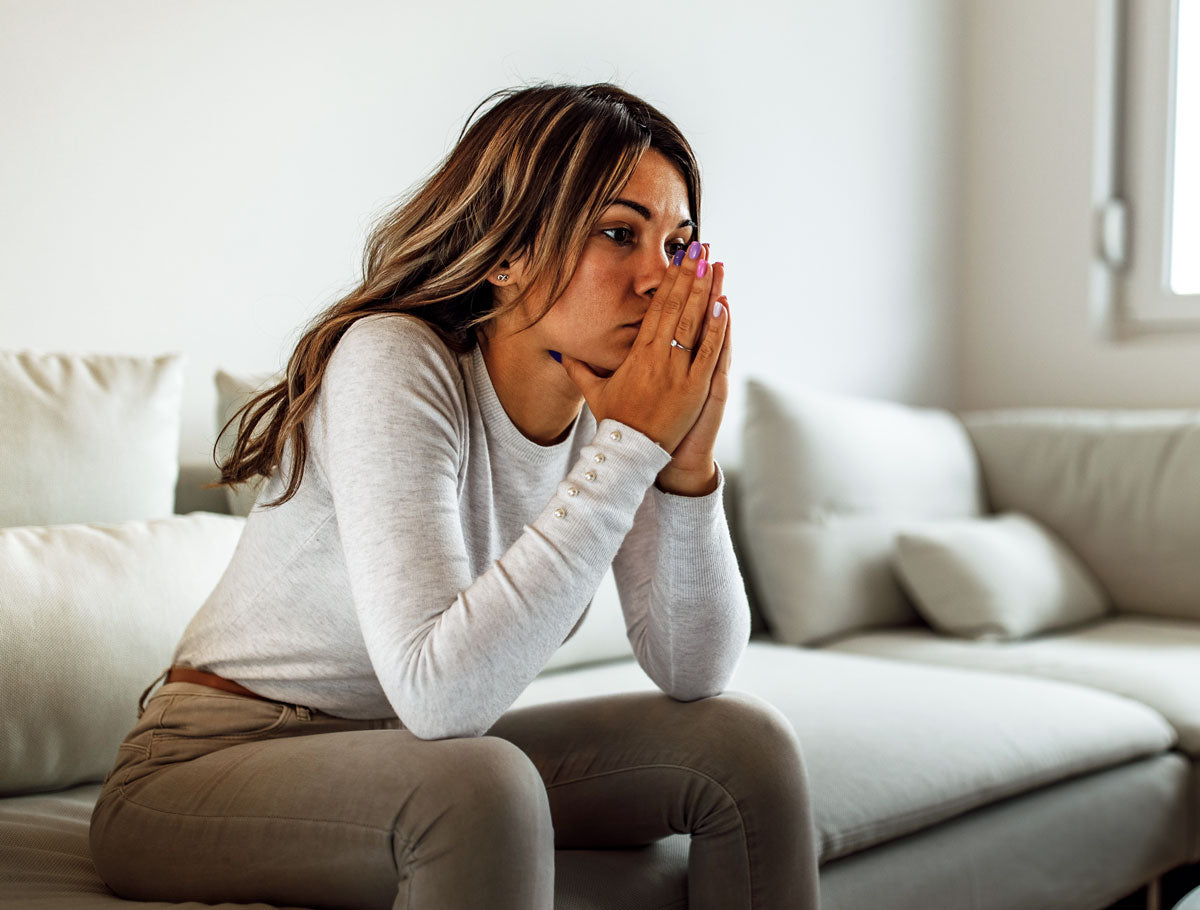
[696, 259, 708, 278]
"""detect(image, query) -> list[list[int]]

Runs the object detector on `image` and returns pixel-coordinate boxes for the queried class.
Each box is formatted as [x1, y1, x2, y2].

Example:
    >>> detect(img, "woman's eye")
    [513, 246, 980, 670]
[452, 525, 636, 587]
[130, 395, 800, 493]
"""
[666, 240, 689, 256]
[602, 227, 634, 245]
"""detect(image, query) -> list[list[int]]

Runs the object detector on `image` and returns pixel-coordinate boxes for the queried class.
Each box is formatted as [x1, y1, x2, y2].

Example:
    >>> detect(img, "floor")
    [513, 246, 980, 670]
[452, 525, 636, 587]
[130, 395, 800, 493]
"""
[1105, 862, 1200, 910]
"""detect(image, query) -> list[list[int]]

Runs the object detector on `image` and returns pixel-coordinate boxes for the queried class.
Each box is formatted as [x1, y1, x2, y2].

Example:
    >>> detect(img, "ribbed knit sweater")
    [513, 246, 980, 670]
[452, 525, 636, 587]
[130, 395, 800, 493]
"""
[173, 313, 750, 739]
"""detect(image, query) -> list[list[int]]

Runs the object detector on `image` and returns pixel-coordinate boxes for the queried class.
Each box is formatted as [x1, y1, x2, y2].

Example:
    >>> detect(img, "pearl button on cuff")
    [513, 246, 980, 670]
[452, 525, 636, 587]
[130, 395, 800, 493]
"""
[609, 430, 622, 441]
[593, 453, 606, 463]
[584, 470, 597, 481]
[554, 507, 566, 518]
[567, 487, 578, 496]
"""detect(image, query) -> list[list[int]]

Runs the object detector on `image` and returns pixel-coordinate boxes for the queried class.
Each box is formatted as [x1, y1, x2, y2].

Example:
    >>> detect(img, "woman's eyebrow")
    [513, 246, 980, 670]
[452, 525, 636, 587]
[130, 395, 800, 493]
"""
[609, 198, 696, 231]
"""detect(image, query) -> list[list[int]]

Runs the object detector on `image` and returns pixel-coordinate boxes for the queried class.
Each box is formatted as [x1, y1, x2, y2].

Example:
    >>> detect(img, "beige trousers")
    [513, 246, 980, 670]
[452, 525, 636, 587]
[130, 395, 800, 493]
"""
[89, 680, 819, 909]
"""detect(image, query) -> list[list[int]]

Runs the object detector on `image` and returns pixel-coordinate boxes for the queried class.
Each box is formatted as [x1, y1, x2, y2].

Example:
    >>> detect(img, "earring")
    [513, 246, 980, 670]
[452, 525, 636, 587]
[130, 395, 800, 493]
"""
[497, 273, 509, 281]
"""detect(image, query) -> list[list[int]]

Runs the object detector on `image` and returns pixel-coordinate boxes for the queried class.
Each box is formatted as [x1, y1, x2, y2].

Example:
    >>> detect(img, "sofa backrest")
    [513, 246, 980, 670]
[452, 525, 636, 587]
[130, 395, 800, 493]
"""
[962, 409, 1200, 623]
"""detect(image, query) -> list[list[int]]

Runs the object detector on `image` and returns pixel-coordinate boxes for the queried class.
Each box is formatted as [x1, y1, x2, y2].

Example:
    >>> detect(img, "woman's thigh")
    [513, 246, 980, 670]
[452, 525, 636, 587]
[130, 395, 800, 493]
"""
[91, 683, 554, 910]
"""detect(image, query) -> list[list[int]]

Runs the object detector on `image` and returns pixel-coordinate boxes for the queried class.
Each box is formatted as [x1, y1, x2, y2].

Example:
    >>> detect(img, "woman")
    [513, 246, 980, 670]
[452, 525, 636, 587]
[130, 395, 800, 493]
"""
[89, 82, 819, 909]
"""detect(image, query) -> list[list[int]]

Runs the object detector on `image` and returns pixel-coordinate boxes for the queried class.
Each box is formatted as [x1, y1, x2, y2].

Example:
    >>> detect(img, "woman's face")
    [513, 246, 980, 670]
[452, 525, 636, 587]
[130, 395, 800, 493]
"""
[531, 148, 696, 377]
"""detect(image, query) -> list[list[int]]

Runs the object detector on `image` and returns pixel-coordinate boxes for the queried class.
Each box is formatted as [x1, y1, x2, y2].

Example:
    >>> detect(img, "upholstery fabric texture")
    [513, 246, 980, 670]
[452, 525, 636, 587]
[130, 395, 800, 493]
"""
[963, 408, 1200, 622]
[827, 615, 1200, 756]
[0, 513, 245, 796]
[0, 351, 184, 528]
[738, 381, 986, 644]
[818, 752, 1190, 910]
[892, 511, 1111, 640]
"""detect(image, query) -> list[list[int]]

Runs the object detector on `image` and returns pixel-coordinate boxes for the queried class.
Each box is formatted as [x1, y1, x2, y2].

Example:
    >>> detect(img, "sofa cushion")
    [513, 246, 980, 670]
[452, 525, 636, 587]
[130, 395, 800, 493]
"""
[739, 381, 985, 644]
[514, 642, 1176, 863]
[0, 514, 245, 796]
[893, 512, 1111, 640]
[963, 408, 1200, 622]
[0, 351, 184, 528]
[827, 615, 1200, 757]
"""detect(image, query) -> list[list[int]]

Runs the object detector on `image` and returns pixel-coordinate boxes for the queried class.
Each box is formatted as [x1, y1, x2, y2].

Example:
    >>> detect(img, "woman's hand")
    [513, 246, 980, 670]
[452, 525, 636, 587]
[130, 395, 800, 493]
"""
[558, 240, 728, 458]
[656, 251, 730, 496]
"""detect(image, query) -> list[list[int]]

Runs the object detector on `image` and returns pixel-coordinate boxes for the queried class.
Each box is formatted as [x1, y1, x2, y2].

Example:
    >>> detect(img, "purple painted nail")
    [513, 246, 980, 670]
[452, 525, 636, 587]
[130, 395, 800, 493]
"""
[549, 350, 562, 363]
[672, 248, 686, 266]
[687, 241, 702, 260]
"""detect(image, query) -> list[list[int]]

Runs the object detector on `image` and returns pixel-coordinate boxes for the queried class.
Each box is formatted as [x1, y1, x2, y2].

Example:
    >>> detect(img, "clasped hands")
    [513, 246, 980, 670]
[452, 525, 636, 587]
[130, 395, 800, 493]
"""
[558, 241, 731, 497]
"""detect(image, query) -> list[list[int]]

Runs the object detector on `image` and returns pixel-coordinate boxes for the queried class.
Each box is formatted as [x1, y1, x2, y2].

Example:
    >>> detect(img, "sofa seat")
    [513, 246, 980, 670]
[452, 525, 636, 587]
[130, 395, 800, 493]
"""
[823, 615, 1200, 756]
[513, 641, 1177, 863]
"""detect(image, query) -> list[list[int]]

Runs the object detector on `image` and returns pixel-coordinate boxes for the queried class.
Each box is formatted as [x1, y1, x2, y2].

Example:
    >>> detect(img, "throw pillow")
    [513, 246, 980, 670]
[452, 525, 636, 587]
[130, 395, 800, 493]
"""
[0, 350, 184, 528]
[892, 512, 1111, 640]
[0, 513, 245, 796]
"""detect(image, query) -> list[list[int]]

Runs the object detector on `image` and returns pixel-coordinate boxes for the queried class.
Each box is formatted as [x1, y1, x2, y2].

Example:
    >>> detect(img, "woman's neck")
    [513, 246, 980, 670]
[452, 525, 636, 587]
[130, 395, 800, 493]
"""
[477, 323, 584, 447]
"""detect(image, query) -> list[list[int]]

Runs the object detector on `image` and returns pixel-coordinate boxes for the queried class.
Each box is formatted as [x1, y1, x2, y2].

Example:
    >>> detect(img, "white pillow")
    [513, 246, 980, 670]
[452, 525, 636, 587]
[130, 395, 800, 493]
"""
[0, 350, 184, 528]
[0, 513, 245, 796]
[214, 368, 280, 516]
[738, 380, 986, 645]
[892, 512, 1111, 640]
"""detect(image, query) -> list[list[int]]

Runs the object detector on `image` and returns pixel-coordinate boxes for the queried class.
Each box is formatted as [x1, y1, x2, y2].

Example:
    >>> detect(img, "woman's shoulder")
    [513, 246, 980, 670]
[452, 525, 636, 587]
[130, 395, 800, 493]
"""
[340, 312, 457, 362]
[320, 313, 471, 432]
[330, 314, 465, 387]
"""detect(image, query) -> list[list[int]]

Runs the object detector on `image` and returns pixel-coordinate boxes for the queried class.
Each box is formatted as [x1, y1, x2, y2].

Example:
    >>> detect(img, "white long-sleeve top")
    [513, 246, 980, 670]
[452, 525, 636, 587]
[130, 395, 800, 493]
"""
[173, 313, 750, 739]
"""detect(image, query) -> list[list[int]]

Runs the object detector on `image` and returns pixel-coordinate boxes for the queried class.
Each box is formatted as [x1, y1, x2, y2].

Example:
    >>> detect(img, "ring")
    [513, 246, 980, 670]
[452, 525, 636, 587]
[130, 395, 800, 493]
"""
[669, 338, 694, 352]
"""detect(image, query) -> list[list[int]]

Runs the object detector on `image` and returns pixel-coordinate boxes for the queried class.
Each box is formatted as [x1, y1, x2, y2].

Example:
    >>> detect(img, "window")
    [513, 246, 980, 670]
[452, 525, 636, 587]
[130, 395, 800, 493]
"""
[1170, 0, 1198, 294]
[1095, 0, 1200, 335]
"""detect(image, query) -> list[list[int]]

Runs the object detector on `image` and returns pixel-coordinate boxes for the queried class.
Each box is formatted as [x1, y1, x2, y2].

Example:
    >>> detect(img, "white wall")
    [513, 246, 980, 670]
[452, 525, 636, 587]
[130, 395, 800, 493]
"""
[960, 0, 1200, 410]
[0, 0, 964, 489]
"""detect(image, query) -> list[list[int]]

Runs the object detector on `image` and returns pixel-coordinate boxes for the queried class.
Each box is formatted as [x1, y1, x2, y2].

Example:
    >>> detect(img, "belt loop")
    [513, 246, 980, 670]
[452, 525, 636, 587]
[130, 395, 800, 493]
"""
[295, 705, 311, 722]
[137, 666, 171, 719]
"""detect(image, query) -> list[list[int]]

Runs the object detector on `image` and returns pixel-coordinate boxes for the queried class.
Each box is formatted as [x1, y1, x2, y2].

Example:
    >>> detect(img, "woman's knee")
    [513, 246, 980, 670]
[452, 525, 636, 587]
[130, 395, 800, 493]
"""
[686, 691, 808, 781]
[402, 735, 552, 850]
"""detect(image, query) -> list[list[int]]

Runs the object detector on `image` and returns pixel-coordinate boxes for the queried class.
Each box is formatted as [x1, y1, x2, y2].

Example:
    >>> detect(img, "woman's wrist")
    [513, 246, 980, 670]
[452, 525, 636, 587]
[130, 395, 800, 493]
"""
[654, 463, 719, 497]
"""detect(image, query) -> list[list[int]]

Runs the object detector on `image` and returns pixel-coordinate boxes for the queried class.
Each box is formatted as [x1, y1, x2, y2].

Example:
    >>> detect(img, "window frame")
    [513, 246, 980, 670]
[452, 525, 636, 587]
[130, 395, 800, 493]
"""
[1093, 0, 1200, 337]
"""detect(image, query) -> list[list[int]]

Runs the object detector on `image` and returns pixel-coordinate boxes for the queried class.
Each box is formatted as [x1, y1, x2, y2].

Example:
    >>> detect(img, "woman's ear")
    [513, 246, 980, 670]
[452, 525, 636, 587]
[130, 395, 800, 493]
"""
[485, 257, 525, 290]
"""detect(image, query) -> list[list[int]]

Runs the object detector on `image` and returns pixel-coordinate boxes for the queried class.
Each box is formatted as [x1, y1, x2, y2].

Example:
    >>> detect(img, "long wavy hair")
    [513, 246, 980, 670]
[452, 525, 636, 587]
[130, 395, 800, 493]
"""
[214, 81, 701, 508]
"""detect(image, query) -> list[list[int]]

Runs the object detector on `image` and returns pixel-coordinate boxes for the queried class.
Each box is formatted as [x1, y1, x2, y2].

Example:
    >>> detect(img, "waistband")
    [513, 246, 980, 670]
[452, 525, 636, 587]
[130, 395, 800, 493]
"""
[138, 665, 275, 717]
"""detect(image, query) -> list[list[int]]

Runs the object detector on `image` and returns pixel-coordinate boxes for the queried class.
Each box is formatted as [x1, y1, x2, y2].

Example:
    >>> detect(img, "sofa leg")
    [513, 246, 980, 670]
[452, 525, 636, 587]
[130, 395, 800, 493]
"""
[1145, 876, 1161, 910]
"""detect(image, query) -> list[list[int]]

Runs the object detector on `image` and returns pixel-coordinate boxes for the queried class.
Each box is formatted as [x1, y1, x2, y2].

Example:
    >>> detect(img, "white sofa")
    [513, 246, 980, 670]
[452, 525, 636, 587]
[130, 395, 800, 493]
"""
[1, 351, 1197, 910]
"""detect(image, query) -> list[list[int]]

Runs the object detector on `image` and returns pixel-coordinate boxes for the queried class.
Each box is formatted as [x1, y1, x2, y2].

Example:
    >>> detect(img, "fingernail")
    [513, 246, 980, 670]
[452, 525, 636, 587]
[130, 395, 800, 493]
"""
[714, 261, 724, 268]
[713, 300, 723, 318]
[687, 241, 701, 260]
[696, 259, 708, 278]
[672, 248, 686, 266]
[549, 350, 562, 363]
